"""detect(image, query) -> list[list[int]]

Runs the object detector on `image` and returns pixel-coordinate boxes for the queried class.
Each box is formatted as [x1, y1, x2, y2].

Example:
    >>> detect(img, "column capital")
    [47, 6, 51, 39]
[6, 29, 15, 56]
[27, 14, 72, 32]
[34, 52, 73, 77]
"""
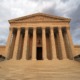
[33, 28, 36, 32]
[58, 27, 62, 29]
[18, 28, 21, 30]
[16, 28, 21, 31]
[9, 27, 13, 30]
[42, 27, 46, 29]
[33, 27, 37, 29]
[58, 27, 62, 32]
[66, 27, 70, 30]
[50, 27, 53, 29]
[25, 27, 29, 29]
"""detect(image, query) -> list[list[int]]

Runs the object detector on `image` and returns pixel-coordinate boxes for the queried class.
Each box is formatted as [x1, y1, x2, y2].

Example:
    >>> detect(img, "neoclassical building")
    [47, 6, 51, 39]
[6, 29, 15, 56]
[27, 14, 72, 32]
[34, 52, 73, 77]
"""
[0, 13, 80, 80]
[4, 13, 79, 60]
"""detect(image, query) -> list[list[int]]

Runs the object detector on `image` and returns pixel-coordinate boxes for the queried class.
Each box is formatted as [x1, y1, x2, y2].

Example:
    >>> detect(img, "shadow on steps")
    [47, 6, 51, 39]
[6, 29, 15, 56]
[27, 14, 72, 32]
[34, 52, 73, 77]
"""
[74, 54, 80, 62]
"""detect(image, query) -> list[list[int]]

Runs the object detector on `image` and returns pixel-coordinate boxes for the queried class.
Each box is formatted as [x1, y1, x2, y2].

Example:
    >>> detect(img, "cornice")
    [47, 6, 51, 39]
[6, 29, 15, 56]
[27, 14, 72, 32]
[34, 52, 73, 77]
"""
[8, 13, 71, 23]
[9, 20, 70, 23]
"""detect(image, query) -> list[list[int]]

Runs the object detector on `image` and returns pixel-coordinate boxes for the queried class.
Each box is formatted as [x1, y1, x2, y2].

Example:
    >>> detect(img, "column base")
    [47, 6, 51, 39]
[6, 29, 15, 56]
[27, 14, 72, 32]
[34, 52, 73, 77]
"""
[20, 58, 27, 61]
[12, 58, 17, 60]
[53, 58, 59, 60]
[43, 58, 48, 61]
[10, 58, 17, 61]
[32, 59, 36, 61]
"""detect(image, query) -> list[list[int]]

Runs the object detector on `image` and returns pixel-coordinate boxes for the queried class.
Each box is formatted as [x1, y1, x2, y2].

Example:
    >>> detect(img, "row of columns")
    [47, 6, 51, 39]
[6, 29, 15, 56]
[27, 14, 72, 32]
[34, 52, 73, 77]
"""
[5, 27, 74, 60]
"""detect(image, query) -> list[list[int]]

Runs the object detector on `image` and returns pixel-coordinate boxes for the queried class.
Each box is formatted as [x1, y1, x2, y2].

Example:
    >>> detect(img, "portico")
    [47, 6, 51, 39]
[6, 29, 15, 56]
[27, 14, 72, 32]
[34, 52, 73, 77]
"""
[5, 13, 74, 60]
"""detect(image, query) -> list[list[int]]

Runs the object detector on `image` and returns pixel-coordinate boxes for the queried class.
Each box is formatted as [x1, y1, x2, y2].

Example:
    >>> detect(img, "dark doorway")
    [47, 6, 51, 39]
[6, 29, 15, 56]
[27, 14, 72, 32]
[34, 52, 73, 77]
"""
[36, 47, 42, 60]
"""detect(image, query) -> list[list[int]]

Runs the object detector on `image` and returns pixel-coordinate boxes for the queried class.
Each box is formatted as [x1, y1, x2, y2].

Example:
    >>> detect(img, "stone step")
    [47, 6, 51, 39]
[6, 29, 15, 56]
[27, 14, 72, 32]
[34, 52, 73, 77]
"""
[0, 60, 80, 80]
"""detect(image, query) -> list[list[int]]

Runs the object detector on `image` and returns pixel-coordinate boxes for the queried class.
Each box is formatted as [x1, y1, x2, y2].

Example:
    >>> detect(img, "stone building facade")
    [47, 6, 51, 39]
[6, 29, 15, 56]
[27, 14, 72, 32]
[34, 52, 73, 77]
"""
[0, 13, 80, 60]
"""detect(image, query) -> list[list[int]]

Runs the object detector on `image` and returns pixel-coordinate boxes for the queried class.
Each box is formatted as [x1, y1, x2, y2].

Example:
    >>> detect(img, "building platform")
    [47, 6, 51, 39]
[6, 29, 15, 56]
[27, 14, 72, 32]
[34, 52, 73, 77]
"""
[0, 60, 80, 80]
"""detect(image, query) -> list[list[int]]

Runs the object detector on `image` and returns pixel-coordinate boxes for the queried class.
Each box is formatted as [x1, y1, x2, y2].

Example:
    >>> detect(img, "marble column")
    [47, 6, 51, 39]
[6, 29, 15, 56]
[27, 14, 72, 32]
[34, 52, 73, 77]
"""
[66, 27, 74, 59]
[9, 33, 16, 59]
[63, 32, 72, 59]
[58, 27, 67, 59]
[42, 28, 47, 60]
[32, 28, 36, 60]
[6, 28, 13, 59]
[50, 28, 57, 59]
[17, 33, 22, 60]
[22, 28, 28, 60]
[13, 28, 21, 59]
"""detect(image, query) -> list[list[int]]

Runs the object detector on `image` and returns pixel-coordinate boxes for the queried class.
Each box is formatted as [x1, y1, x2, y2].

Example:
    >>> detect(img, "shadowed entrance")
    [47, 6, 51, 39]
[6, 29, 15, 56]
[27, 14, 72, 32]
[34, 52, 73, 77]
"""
[36, 47, 42, 60]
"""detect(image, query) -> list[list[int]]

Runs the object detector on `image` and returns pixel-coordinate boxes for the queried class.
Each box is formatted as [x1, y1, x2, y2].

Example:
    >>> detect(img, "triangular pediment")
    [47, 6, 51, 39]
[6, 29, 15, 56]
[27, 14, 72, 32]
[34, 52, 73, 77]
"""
[9, 13, 70, 22]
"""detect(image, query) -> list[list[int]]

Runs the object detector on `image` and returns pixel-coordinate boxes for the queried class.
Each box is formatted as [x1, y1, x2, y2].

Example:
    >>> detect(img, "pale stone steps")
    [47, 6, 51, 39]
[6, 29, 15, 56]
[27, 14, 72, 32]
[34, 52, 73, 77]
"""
[0, 60, 80, 80]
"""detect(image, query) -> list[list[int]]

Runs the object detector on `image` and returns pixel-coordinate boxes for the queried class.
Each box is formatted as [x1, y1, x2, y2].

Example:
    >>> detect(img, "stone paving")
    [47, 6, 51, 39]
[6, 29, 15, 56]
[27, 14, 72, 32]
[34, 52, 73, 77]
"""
[0, 60, 80, 80]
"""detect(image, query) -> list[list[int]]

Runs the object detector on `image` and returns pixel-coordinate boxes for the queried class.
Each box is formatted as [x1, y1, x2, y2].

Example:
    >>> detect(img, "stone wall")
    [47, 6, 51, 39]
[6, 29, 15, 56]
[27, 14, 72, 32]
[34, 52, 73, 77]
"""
[74, 45, 80, 56]
[0, 45, 80, 57]
[0, 46, 6, 56]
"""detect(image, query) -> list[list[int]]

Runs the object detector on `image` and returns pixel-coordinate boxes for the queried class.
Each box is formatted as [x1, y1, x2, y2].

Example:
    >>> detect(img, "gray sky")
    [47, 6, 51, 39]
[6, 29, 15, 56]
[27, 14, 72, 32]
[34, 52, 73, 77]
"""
[0, 0, 80, 45]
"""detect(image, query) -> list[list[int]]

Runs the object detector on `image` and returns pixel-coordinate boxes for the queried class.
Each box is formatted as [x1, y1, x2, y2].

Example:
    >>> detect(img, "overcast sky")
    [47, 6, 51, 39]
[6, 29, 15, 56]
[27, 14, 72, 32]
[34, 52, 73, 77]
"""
[0, 0, 80, 45]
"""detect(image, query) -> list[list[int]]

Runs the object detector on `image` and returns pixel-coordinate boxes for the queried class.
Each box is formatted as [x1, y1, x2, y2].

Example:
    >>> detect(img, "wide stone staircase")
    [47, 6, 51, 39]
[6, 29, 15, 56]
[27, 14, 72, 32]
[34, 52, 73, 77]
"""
[0, 59, 80, 80]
